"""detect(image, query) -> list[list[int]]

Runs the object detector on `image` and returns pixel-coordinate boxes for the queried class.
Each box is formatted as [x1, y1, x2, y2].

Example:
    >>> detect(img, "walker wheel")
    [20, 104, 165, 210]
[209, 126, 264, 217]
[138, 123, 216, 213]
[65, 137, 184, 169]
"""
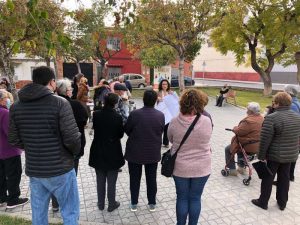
[221, 169, 229, 177]
[243, 179, 250, 186]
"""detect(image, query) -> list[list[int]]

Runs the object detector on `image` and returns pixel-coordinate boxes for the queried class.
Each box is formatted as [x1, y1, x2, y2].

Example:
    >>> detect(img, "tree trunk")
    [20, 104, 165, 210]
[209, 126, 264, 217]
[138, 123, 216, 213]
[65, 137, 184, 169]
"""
[150, 68, 154, 85]
[295, 52, 300, 85]
[53, 57, 58, 78]
[97, 59, 106, 84]
[0, 53, 18, 100]
[45, 57, 51, 67]
[259, 71, 272, 96]
[178, 56, 185, 93]
[249, 44, 273, 96]
[76, 62, 81, 74]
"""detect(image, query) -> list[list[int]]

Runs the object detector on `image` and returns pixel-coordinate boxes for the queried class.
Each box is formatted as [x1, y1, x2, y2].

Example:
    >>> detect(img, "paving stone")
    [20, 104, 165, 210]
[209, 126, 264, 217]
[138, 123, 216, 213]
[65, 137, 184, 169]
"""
[3, 97, 300, 224]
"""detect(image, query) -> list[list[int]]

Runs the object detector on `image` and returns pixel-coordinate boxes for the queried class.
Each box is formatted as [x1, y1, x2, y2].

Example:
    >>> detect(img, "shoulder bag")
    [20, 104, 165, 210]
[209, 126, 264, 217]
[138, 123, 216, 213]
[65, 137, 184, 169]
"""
[161, 114, 201, 177]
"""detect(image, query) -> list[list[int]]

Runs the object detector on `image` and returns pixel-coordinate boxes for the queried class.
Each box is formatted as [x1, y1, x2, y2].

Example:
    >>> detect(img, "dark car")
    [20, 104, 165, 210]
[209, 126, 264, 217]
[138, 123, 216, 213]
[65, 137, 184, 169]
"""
[171, 76, 195, 87]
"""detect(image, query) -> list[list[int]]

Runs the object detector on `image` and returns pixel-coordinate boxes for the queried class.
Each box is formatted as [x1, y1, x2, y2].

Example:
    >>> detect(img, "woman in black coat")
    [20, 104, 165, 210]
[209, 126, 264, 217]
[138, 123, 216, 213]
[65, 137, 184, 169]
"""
[53, 78, 88, 212]
[89, 93, 125, 212]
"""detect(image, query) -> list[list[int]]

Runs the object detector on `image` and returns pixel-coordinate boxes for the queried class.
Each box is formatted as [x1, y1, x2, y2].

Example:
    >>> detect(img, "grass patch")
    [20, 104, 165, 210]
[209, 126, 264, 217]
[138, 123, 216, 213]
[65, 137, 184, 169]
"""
[0, 215, 61, 225]
[198, 87, 273, 110]
[95, 86, 274, 110]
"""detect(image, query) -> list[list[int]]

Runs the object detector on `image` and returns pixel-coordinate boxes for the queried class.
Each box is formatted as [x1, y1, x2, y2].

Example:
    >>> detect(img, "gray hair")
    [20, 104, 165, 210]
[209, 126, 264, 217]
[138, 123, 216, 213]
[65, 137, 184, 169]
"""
[284, 84, 299, 97]
[118, 75, 124, 82]
[247, 102, 260, 114]
[0, 89, 7, 99]
[56, 78, 72, 96]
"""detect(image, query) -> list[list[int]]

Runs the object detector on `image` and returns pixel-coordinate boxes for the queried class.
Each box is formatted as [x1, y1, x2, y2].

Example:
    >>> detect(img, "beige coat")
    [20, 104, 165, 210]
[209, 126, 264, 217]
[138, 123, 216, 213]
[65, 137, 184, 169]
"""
[230, 114, 264, 154]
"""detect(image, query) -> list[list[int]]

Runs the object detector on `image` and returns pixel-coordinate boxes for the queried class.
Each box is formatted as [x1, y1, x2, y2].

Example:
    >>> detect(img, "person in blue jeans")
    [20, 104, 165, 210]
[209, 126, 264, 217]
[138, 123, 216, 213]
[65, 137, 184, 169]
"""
[173, 176, 209, 224]
[168, 89, 213, 225]
[8, 66, 81, 225]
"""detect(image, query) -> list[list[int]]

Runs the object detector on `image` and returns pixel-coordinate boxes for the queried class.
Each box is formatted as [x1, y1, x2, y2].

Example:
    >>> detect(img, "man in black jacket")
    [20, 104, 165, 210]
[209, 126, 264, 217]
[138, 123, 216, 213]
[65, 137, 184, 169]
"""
[8, 66, 81, 225]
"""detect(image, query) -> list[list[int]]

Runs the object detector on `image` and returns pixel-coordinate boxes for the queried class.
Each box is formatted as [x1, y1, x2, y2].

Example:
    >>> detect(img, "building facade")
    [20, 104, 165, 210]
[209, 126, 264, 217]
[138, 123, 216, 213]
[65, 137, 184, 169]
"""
[193, 40, 297, 84]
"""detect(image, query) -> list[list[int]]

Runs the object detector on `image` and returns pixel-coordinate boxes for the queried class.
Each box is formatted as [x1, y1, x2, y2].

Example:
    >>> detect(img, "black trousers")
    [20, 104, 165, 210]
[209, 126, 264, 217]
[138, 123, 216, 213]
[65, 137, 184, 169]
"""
[96, 169, 118, 208]
[290, 161, 296, 180]
[259, 160, 291, 207]
[0, 155, 22, 204]
[216, 95, 224, 107]
[128, 162, 158, 205]
[163, 123, 169, 146]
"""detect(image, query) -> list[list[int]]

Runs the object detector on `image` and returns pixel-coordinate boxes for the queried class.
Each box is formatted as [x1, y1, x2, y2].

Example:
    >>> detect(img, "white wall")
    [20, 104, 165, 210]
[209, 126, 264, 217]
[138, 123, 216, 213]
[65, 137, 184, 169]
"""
[193, 42, 297, 73]
[14, 61, 55, 81]
[11, 54, 55, 81]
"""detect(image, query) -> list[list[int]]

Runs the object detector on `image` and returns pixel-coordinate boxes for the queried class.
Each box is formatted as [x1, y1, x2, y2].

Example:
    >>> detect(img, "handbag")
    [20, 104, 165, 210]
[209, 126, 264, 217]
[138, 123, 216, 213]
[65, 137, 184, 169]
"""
[252, 161, 273, 179]
[161, 114, 201, 177]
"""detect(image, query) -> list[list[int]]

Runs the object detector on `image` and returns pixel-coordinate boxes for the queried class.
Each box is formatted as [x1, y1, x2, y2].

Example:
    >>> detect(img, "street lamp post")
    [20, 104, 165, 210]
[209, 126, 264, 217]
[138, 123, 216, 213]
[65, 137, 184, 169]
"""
[202, 61, 206, 85]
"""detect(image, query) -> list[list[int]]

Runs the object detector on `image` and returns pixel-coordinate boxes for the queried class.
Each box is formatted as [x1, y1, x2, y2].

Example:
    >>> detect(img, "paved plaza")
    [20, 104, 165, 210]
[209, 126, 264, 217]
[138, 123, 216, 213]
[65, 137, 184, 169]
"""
[1, 97, 300, 225]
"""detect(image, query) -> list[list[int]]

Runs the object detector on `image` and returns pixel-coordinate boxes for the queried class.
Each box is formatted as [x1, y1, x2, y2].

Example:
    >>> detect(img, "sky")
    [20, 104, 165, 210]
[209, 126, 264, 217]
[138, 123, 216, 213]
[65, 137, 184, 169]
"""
[60, 0, 114, 26]
[60, 0, 92, 11]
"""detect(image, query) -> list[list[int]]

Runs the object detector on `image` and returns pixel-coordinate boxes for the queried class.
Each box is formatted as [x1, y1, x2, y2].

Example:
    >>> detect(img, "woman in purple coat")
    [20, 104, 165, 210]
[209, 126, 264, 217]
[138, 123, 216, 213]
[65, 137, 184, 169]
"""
[0, 90, 28, 209]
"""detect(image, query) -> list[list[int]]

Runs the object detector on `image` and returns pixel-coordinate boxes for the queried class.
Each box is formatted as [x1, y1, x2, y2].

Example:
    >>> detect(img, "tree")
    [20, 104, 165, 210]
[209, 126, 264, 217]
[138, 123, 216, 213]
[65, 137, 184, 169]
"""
[123, 0, 219, 92]
[23, 0, 71, 67]
[0, 0, 69, 98]
[138, 46, 177, 69]
[68, 1, 119, 81]
[0, 0, 30, 97]
[210, 0, 300, 96]
[296, 51, 300, 84]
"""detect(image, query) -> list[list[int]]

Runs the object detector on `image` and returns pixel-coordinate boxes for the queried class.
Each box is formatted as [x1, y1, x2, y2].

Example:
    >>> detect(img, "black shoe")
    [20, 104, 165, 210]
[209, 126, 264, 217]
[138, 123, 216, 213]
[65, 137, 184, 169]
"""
[290, 177, 295, 182]
[277, 203, 286, 211]
[0, 199, 6, 207]
[6, 198, 29, 209]
[251, 199, 268, 210]
[272, 181, 278, 185]
[98, 205, 104, 211]
[107, 201, 120, 212]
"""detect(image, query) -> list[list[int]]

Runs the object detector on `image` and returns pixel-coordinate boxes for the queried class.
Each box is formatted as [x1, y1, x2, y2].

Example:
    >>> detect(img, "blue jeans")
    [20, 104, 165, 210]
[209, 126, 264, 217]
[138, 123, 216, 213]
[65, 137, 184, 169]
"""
[30, 169, 79, 225]
[173, 175, 210, 225]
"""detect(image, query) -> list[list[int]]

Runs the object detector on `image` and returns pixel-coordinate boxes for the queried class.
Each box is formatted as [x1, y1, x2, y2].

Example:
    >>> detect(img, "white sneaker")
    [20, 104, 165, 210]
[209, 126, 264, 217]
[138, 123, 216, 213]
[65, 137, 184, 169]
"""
[130, 204, 137, 212]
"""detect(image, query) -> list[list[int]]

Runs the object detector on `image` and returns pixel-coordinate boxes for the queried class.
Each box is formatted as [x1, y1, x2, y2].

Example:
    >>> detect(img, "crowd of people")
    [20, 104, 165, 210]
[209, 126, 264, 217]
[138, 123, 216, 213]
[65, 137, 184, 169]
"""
[0, 68, 300, 225]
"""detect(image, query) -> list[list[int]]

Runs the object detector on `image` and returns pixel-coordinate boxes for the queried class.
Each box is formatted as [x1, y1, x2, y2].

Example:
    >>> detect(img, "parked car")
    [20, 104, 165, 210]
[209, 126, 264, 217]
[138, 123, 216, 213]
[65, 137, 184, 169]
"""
[171, 75, 195, 87]
[123, 73, 147, 88]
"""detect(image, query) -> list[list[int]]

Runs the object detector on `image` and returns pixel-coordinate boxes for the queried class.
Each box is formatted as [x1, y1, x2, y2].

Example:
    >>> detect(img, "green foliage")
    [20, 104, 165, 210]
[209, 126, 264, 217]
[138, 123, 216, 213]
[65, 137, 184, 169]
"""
[123, 0, 220, 90]
[66, 1, 111, 66]
[210, 0, 300, 95]
[23, 0, 71, 61]
[139, 45, 176, 68]
[211, 0, 300, 68]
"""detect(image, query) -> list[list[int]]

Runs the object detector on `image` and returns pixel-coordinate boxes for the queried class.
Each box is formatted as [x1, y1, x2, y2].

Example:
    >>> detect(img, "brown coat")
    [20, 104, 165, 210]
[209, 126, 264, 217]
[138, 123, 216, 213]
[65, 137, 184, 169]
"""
[77, 83, 89, 103]
[230, 114, 264, 154]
